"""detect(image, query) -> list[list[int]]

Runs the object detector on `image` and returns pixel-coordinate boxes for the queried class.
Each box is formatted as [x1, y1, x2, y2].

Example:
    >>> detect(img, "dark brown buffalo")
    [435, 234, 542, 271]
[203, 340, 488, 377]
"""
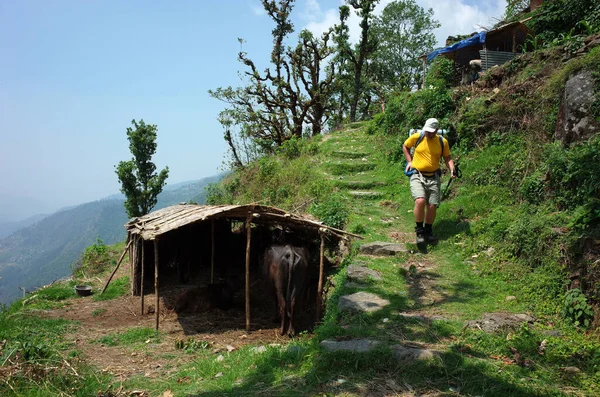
[263, 244, 309, 336]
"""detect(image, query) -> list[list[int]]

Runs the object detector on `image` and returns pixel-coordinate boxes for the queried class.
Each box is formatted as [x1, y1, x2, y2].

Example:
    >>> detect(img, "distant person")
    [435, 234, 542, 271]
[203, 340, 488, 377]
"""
[403, 118, 456, 247]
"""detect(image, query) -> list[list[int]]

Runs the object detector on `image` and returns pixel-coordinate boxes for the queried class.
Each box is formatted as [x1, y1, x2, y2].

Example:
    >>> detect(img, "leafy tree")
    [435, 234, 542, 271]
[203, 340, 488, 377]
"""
[371, 0, 439, 93]
[346, 0, 379, 122]
[504, 0, 530, 20]
[115, 119, 169, 218]
[210, 0, 335, 167]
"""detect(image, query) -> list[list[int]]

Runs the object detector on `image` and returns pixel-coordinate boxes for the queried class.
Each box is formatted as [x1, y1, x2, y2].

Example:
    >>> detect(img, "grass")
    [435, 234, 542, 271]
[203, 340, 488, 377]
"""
[3, 48, 600, 394]
[91, 327, 161, 347]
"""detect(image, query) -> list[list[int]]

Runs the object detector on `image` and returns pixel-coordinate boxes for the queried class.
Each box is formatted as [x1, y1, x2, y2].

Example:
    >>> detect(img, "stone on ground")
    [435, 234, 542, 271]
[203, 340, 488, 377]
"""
[321, 339, 380, 353]
[339, 291, 389, 313]
[360, 242, 407, 256]
[465, 312, 535, 333]
[347, 264, 382, 283]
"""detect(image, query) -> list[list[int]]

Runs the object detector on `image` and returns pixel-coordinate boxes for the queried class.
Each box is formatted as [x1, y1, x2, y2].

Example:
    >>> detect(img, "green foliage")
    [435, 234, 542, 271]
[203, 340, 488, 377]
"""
[544, 137, 600, 212]
[115, 119, 169, 218]
[425, 56, 455, 88]
[562, 288, 594, 327]
[73, 238, 111, 277]
[371, 0, 439, 91]
[93, 327, 160, 347]
[528, 0, 600, 45]
[175, 337, 212, 353]
[93, 276, 129, 301]
[309, 194, 349, 229]
[456, 97, 491, 149]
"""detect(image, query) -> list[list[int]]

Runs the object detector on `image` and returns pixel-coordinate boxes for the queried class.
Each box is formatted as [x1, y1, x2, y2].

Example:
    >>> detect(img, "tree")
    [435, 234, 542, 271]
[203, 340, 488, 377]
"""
[346, 0, 379, 122]
[371, 0, 439, 93]
[115, 119, 169, 218]
[210, 0, 336, 167]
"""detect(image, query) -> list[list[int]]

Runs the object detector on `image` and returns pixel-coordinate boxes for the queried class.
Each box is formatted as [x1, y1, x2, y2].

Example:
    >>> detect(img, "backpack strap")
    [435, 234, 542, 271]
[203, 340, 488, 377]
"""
[439, 135, 444, 155]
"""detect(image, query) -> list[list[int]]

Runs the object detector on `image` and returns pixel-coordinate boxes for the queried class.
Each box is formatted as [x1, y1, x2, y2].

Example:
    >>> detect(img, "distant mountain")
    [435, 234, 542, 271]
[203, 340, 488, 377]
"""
[0, 213, 49, 239]
[0, 174, 223, 305]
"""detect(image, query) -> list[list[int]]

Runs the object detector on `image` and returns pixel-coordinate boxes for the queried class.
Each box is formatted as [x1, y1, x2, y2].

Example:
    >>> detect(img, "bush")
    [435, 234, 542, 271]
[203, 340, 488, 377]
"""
[310, 194, 350, 230]
[426, 56, 455, 88]
[562, 288, 594, 328]
[529, 0, 600, 44]
[73, 238, 111, 276]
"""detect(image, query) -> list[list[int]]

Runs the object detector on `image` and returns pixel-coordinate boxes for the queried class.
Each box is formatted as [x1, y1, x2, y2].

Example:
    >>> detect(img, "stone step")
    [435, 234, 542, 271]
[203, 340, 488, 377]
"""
[348, 191, 384, 199]
[333, 180, 386, 189]
[325, 161, 377, 175]
[330, 151, 370, 159]
[359, 241, 408, 256]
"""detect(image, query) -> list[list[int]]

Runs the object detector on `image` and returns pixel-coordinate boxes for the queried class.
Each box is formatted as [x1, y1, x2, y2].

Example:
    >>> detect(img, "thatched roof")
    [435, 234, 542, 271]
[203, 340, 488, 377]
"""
[125, 204, 361, 241]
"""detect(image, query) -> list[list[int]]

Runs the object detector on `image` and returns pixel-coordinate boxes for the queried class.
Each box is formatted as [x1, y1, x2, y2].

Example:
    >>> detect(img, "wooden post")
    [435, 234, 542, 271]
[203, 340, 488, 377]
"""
[316, 231, 325, 322]
[211, 219, 215, 283]
[512, 29, 517, 53]
[154, 237, 160, 331]
[101, 239, 133, 294]
[245, 215, 252, 333]
[140, 239, 145, 315]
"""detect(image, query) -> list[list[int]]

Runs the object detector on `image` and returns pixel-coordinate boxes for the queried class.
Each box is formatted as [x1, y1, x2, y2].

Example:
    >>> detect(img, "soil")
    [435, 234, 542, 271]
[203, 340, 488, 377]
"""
[41, 266, 318, 383]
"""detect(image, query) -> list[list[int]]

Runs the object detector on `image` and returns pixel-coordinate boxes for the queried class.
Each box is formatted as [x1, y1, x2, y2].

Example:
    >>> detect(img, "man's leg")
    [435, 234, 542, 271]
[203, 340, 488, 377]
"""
[410, 175, 427, 246]
[424, 204, 438, 243]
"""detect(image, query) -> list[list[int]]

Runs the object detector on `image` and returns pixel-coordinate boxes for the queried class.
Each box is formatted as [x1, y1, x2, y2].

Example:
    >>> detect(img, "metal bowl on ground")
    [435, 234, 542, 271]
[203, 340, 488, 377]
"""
[75, 285, 92, 297]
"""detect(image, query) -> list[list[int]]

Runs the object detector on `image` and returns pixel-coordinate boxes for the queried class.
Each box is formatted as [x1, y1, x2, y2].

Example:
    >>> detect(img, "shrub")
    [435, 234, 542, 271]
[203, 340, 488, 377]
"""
[426, 56, 455, 88]
[73, 238, 111, 276]
[562, 288, 594, 328]
[310, 194, 350, 230]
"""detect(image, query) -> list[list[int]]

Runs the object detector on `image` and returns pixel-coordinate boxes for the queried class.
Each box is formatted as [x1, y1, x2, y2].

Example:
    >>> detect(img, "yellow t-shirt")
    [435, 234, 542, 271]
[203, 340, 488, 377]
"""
[404, 132, 450, 173]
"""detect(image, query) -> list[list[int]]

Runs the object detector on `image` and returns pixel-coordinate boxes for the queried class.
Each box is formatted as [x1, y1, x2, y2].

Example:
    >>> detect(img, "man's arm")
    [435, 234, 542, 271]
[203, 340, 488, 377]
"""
[444, 155, 456, 178]
[403, 144, 413, 172]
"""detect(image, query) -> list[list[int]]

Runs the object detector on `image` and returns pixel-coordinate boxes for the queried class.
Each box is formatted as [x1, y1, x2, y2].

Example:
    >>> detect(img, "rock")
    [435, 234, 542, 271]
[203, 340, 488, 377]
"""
[359, 242, 407, 256]
[560, 366, 581, 376]
[505, 296, 517, 302]
[251, 346, 267, 354]
[555, 70, 600, 145]
[321, 339, 380, 353]
[465, 312, 535, 333]
[391, 345, 439, 363]
[347, 264, 382, 283]
[338, 292, 389, 313]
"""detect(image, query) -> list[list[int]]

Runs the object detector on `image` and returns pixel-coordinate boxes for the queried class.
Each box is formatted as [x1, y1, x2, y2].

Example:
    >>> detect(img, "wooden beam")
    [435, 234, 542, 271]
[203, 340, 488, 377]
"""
[101, 239, 133, 294]
[154, 237, 160, 331]
[245, 215, 252, 333]
[140, 238, 145, 315]
[316, 231, 325, 322]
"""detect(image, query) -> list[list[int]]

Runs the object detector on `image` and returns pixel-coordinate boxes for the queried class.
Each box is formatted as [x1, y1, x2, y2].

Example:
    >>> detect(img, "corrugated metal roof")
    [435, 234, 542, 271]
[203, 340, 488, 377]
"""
[125, 204, 360, 241]
[480, 50, 519, 71]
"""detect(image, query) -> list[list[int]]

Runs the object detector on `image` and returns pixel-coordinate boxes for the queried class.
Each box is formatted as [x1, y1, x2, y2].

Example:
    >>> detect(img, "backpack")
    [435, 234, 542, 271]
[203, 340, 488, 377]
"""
[404, 129, 445, 177]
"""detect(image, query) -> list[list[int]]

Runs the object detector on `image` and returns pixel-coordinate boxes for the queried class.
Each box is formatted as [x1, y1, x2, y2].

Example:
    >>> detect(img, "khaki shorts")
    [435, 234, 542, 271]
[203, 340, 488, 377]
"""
[410, 173, 441, 206]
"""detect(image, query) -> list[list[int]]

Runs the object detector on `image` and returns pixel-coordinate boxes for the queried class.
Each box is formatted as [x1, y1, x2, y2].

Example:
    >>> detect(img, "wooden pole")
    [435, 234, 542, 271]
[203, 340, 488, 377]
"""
[101, 239, 133, 294]
[211, 219, 215, 283]
[245, 215, 252, 333]
[140, 239, 145, 315]
[316, 231, 325, 322]
[512, 29, 517, 53]
[154, 237, 160, 331]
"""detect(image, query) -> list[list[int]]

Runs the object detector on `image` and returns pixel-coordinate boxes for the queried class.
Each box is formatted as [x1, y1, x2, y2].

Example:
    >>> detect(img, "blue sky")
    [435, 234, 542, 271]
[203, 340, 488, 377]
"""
[0, 0, 506, 221]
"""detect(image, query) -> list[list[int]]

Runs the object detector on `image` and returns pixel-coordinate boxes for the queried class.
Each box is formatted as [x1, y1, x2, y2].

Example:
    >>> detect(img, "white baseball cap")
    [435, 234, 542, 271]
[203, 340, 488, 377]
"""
[423, 118, 439, 133]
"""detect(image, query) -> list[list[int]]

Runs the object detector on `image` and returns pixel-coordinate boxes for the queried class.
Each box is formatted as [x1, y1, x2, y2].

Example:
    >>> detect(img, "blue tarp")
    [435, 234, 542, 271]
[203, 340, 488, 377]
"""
[427, 31, 487, 62]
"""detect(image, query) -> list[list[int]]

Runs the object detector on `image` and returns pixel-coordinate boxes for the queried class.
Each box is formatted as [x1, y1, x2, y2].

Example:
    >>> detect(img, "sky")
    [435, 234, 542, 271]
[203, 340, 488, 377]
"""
[0, 0, 507, 221]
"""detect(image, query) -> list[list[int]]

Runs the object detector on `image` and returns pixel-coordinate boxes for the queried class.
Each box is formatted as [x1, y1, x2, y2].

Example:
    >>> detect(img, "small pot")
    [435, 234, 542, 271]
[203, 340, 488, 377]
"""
[75, 285, 92, 297]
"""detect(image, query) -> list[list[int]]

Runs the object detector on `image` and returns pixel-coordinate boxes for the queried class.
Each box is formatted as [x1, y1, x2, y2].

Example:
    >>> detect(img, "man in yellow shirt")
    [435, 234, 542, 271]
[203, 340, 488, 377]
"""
[403, 118, 456, 246]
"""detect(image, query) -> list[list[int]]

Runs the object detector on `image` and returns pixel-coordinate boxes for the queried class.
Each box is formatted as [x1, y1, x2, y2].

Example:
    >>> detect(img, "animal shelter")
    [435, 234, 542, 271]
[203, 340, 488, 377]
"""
[105, 204, 359, 332]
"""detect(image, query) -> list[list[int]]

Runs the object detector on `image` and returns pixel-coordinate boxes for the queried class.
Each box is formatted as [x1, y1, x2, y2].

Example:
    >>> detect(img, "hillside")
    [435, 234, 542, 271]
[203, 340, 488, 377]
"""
[0, 174, 222, 306]
[1, 24, 600, 397]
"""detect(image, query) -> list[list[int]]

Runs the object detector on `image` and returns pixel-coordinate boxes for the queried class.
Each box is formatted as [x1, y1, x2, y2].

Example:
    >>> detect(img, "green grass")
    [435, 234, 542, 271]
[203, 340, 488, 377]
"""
[93, 276, 130, 301]
[91, 327, 161, 347]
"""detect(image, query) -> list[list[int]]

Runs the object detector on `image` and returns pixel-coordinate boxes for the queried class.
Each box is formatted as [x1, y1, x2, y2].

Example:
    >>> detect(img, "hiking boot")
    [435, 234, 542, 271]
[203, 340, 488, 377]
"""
[415, 227, 426, 247]
[425, 233, 438, 244]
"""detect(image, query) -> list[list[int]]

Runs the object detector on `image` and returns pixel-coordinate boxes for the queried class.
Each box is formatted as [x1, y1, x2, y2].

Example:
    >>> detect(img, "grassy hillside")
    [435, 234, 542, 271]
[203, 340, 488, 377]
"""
[0, 175, 222, 306]
[1, 35, 599, 397]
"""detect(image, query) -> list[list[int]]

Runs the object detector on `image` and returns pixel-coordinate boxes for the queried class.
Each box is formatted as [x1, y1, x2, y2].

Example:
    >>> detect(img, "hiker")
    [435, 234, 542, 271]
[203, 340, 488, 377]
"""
[403, 118, 456, 245]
